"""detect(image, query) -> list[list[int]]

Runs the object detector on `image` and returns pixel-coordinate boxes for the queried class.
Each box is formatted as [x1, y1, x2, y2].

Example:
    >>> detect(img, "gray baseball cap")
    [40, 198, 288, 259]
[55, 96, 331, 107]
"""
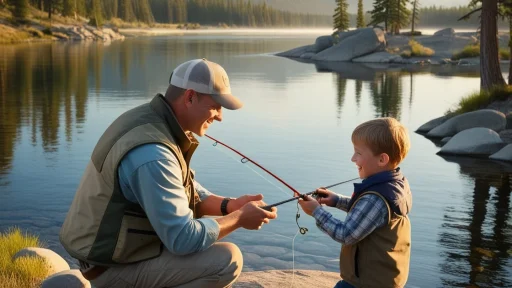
[169, 58, 243, 110]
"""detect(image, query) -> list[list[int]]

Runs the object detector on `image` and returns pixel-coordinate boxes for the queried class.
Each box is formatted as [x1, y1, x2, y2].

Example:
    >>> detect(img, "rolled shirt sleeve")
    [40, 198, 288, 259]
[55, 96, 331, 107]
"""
[117, 143, 220, 255]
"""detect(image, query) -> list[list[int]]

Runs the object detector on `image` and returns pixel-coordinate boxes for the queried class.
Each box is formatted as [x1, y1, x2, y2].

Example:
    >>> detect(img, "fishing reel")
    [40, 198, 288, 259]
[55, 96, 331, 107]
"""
[295, 202, 308, 235]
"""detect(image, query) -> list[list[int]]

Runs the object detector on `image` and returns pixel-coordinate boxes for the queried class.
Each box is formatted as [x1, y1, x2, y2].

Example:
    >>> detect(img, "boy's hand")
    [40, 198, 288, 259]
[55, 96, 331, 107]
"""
[314, 188, 339, 207]
[298, 195, 320, 216]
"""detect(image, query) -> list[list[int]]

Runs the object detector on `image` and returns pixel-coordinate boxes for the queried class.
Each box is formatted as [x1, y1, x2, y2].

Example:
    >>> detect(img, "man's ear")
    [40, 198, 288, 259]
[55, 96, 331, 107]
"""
[184, 89, 195, 108]
[379, 153, 390, 167]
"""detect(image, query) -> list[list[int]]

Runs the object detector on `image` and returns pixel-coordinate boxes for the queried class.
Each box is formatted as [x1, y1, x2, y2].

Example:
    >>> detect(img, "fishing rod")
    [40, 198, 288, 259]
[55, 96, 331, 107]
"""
[204, 134, 359, 211]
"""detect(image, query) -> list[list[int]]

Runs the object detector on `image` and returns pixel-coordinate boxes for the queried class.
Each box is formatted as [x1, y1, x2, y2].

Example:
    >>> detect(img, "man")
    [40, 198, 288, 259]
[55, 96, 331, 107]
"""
[60, 58, 278, 288]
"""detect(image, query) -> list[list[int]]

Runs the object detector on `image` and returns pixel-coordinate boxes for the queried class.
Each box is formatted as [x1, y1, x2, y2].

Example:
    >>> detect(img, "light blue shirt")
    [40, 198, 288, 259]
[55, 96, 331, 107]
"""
[117, 143, 220, 256]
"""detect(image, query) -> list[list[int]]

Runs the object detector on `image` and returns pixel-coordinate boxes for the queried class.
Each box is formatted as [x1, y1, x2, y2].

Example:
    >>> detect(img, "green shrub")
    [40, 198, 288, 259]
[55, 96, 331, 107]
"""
[446, 86, 512, 115]
[499, 48, 510, 60]
[452, 44, 480, 60]
[409, 40, 435, 57]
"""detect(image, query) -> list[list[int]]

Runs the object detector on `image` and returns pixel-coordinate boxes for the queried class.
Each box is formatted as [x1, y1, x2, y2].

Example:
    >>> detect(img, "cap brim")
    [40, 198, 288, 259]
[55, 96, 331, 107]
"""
[212, 93, 243, 110]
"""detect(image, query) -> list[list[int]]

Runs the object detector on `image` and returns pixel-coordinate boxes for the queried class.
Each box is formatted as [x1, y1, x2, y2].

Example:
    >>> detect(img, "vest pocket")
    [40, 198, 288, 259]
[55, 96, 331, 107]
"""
[112, 214, 161, 263]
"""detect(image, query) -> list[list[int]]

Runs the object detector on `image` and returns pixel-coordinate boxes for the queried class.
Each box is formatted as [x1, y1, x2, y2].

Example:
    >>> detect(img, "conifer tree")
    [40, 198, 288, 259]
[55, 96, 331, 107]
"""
[357, 0, 365, 28]
[333, 0, 349, 32]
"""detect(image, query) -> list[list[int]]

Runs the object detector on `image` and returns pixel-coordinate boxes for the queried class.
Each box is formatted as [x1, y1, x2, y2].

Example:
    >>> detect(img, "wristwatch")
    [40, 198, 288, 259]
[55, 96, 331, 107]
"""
[221, 197, 235, 216]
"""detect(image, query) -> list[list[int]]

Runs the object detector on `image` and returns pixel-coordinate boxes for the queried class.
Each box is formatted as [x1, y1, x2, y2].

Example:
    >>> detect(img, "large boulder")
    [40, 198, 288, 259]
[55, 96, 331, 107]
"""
[275, 44, 315, 58]
[352, 52, 402, 63]
[438, 128, 505, 156]
[416, 115, 452, 133]
[41, 269, 91, 288]
[312, 28, 386, 62]
[314, 35, 333, 53]
[434, 28, 455, 36]
[13, 247, 70, 275]
[489, 144, 512, 162]
[427, 109, 506, 138]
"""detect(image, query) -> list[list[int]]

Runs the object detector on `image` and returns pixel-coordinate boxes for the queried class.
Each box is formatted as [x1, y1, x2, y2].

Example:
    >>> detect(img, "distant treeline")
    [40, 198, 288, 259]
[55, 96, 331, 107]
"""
[415, 5, 508, 28]
[20, 0, 332, 27]
[12, 1, 507, 29]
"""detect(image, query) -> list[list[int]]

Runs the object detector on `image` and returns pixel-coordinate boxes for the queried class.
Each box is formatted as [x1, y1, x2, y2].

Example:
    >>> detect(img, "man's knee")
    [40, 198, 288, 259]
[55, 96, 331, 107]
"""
[215, 242, 243, 284]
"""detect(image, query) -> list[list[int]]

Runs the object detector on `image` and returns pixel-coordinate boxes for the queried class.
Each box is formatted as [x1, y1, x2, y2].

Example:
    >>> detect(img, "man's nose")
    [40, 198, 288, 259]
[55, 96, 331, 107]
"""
[215, 109, 223, 122]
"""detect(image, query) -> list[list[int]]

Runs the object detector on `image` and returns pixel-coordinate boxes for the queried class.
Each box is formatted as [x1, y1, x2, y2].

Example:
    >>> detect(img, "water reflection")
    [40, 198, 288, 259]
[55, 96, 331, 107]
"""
[438, 156, 512, 287]
[0, 43, 94, 183]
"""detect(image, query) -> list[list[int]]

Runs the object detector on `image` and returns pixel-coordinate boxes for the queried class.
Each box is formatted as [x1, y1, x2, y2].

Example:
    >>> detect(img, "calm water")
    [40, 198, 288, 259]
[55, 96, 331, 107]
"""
[0, 32, 511, 288]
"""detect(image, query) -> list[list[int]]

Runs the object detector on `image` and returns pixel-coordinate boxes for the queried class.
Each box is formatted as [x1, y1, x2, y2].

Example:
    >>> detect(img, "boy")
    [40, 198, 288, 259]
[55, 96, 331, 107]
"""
[299, 117, 412, 288]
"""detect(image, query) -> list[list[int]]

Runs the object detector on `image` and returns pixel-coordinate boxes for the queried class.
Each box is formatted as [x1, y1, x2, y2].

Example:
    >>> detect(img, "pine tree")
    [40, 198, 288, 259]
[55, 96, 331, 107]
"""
[333, 0, 349, 32]
[369, 0, 389, 31]
[120, 0, 136, 22]
[357, 0, 365, 28]
[62, 0, 74, 17]
[13, 0, 30, 21]
[411, 0, 419, 33]
[90, 0, 103, 27]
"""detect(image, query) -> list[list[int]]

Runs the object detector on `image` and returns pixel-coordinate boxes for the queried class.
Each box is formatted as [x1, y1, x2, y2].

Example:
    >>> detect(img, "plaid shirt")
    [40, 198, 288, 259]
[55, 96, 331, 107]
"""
[312, 193, 389, 246]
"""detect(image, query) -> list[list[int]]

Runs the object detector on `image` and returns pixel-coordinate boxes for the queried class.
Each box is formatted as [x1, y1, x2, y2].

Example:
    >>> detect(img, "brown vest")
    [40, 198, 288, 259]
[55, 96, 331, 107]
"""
[59, 94, 199, 266]
[340, 192, 411, 288]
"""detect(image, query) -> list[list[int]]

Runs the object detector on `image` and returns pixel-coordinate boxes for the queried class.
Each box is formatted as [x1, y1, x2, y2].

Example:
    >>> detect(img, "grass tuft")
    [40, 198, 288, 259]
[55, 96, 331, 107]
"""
[0, 227, 50, 288]
[446, 86, 512, 115]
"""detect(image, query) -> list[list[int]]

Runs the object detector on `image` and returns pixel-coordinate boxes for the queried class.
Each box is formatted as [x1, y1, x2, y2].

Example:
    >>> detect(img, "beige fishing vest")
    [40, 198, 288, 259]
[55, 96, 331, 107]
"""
[59, 94, 200, 266]
[340, 192, 411, 288]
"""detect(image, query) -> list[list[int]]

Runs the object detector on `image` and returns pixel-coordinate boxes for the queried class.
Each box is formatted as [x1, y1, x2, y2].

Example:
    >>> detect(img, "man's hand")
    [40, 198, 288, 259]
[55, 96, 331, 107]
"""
[298, 195, 320, 216]
[227, 194, 264, 213]
[314, 188, 339, 207]
[238, 201, 278, 230]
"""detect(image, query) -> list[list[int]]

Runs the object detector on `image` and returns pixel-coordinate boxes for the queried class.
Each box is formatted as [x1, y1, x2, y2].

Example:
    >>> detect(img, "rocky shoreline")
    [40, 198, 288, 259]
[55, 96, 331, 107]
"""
[417, 107, 512, 162]
[276, 27, 509, 66]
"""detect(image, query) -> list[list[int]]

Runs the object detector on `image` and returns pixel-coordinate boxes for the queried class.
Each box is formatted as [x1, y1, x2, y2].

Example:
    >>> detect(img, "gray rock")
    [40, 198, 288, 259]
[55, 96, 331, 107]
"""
[441, 137, 452, 144]
[312, 28, 386, 62]
[427, 109, 506, 138]
[490, 144, 512, 162]
[416, 115, 452, 133]
[275, 44, 315, 58]
[314, 35, 333, 53]
[300, 52, 315, 59]
[41, 269, 91, 288]
[438, 128, 505, 156]
[506, 112, 512, 129]
[434, 28, 455, 36]
[352, 52, 402, 63]
[500, 129, 512, 143]
[13, 247, 70, 275]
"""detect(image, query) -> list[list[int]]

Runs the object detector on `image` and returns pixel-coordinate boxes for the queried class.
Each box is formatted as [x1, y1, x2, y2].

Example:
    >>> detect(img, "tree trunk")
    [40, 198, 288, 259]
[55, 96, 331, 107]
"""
[480, 0, 505, 91]
[39, 0, 44, 10]
[509, 15, 512, 85]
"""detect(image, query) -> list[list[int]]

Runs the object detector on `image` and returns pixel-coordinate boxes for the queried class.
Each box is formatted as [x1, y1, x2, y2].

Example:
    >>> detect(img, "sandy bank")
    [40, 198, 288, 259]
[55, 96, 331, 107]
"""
[234, 269, 340, 288]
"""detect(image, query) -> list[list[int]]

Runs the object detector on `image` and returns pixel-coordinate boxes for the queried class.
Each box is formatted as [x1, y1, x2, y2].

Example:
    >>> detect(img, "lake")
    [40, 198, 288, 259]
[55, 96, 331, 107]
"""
[0, 31, 511, 288]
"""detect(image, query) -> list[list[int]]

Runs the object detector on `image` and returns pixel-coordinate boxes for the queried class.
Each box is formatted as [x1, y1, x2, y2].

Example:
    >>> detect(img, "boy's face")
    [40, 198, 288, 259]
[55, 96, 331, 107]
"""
[351, 141, 390, 179]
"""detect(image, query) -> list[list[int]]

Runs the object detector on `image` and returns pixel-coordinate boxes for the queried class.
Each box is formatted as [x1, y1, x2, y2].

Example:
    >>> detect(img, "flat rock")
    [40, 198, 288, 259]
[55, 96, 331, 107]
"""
[416, 115, 452, 133]
[490, 144, 512, 162]
[438, 128, 505, 156]
[234, 269, 340, 288]
[427, 109, 506, 138]
[352, 51, 402, 63]
[41, 269, 91, 288]
[312, 28, 386, 62]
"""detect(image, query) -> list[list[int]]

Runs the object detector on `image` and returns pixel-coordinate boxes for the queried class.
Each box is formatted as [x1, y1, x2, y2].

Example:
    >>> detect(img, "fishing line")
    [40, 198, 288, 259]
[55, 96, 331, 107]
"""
[204, 134, 359, 286]
[211, 141, 291, 198]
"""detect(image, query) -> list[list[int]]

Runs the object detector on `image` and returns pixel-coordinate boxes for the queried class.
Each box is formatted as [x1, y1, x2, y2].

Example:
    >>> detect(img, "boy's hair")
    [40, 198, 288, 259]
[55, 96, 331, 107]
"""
[351, 117, 410, 167]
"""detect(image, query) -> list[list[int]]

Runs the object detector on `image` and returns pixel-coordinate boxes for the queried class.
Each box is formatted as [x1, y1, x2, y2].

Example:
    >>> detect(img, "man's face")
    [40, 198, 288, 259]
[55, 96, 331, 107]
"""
[187, 90, 223, 136]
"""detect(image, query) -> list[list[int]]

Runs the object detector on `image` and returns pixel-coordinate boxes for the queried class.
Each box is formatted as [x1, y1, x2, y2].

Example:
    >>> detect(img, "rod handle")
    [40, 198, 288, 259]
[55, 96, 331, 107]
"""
[260, 205, 273, 211]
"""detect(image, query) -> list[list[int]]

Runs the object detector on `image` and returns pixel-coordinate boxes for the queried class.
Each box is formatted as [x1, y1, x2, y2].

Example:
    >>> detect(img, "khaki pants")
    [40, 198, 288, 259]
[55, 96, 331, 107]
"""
[90, 242, 243, 288]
